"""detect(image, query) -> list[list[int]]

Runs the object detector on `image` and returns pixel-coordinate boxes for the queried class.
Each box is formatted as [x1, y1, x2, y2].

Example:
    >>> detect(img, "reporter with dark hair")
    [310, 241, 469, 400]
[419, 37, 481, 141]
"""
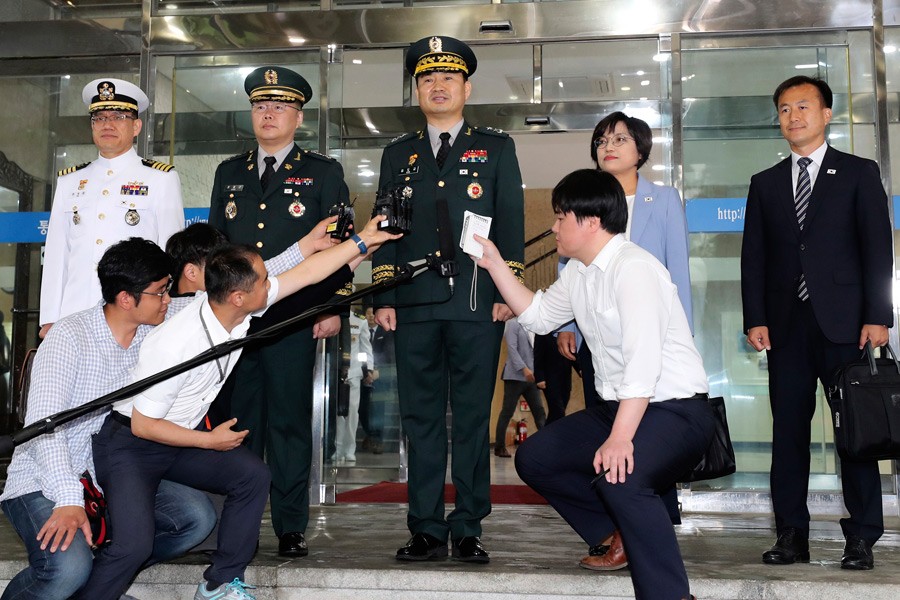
[78, 217, 399, 600]
[1, 238, 216, 600]
[474, 169, 712, 600]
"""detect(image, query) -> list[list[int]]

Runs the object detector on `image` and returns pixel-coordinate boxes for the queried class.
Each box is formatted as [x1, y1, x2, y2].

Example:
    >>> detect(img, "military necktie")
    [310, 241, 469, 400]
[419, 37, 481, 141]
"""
[795, 156, 812, 301]
[260, 155, 277, 191]
[435, 132, 451, 169]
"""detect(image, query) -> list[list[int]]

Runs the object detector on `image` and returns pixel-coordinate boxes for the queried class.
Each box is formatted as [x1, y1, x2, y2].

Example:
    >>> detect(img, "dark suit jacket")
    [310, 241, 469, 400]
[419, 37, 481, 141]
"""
[741, 145, 893, 347]
[372, 122, 525, 323]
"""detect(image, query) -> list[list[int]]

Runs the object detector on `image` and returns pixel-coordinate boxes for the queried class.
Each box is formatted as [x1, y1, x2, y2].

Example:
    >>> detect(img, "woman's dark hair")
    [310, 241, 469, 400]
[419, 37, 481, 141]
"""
[772, 76, 833, 109]
[165, 222, 229, 278]
[205, 244, 261, 304]
[551, 169, 627, 234]
[98, 237, 173, 305]
[589, 111, 653, 169]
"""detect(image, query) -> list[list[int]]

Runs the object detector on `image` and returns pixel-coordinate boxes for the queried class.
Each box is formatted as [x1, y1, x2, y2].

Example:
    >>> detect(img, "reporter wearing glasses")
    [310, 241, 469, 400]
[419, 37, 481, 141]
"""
[40, 78, 185, 339]
[554, 112, 693, 571]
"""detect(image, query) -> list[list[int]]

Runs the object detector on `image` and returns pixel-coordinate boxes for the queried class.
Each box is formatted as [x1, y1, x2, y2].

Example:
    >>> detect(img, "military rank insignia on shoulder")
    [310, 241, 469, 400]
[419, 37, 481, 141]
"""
[141, 158, 175, 172]
[476, 126, 509, 138]
[387, 132, 418, 147]
[58, 162, 92, 177]
[223, 150, 254, 164]
[303, 149, 336, 163]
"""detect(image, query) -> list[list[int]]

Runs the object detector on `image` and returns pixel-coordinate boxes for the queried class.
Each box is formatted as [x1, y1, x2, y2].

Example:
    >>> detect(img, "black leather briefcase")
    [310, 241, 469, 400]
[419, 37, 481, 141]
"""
[828, 342, 900, 461]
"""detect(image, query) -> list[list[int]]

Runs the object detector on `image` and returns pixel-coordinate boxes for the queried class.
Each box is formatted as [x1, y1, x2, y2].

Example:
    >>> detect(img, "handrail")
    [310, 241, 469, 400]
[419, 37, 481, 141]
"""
[525, 228, 553, 248]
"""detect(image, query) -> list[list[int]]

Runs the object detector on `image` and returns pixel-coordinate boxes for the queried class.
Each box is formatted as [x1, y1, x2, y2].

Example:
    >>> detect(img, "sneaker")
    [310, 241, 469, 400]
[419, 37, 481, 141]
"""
[194, 578, 257, 600]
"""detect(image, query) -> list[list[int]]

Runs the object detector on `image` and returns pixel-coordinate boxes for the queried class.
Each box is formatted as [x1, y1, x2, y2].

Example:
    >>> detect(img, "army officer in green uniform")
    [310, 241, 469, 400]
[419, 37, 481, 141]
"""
[373, 36, 525, 563]
[208, 66, 350, 558]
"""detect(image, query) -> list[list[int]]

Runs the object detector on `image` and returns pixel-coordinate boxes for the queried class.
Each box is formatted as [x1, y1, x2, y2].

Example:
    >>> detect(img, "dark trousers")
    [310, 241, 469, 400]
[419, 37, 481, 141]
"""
[79, 415, 270, 600]
[494, 379, 547, 447]
[395, 319, 503, 541]
[533, 333, 572, 424]
[515, 399, 714, 600]
[576, 342, 602, 408]
[230, 329, 316, 537]
[767, 298, 883, 544]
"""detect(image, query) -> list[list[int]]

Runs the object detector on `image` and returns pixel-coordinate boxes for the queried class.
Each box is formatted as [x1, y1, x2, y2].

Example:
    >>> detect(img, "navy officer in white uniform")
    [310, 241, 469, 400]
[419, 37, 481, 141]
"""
[39, 78, 185, 337]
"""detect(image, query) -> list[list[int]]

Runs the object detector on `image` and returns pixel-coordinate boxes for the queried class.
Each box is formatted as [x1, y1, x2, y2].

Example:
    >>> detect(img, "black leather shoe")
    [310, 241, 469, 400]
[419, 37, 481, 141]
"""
[278, 531, 308, 557]
[396, 532, 448, 561]
[762, 528, 809, 565]
[588, 542, 610, 556]
[841, 535, 874, 570]
[451, 536, 490, 563]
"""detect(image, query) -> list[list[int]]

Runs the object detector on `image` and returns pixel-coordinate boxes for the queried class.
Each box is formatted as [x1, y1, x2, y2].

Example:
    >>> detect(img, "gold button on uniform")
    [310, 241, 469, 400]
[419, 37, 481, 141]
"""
[107, 169, 114, 176]
[256, 241, 264, 248]
[438, 181, 445, 188]
[98, 213, 105, 220]
[258, 223, 265, 229]
[259, 203, 267, 210]
[96, 239, 103, 245]
[102, 189, 109, 196]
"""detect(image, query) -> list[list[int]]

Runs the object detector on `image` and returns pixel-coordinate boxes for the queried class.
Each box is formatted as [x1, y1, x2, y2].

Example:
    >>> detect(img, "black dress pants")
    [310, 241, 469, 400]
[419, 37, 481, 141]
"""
[515, 398, 714, 599]
[767, 297, 883, 544]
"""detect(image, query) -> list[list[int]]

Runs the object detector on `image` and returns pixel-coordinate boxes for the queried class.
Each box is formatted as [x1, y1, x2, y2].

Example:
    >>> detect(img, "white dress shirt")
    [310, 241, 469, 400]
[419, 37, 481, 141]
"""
[517, 234, 707, 402]
[116, 278, 279, 429]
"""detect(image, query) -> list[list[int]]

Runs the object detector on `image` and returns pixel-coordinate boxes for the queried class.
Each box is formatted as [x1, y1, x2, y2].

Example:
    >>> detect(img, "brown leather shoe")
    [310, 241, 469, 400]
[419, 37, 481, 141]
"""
[494, 445, 511, 458]
[579, 529, 628, 571]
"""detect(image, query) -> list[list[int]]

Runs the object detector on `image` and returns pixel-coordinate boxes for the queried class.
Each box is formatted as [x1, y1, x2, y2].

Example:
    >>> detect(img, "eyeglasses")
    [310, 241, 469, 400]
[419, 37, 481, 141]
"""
[593, 134, 634, 149]
[90, 113, 135, 126]
[135, 278, 173, 299]
[252, 102, 299, 115]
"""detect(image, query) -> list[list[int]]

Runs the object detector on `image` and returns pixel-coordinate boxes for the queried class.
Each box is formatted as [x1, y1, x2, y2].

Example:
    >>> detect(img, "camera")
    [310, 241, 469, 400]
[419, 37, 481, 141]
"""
[327, 201, 355, 240]
[372, 185, 413, 235]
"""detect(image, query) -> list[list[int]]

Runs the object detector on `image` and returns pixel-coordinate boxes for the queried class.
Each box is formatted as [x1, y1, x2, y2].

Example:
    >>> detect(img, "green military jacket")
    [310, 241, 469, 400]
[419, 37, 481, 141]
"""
[209, 143, 350, 261]
[372, 122, 525, 323]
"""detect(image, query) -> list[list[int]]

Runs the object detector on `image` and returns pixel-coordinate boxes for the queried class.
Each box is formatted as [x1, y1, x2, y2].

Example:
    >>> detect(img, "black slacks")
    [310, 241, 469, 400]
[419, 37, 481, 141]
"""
[767, 297, 883, 544]
[515, 398, 714, 600]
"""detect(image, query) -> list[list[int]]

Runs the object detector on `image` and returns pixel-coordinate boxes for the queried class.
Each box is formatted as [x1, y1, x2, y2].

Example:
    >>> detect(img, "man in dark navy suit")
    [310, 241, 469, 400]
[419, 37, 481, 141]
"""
[741, 75, 893, 570]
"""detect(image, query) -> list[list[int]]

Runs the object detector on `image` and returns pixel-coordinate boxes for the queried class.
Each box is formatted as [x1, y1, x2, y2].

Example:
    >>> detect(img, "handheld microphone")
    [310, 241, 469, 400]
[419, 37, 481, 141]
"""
[435, 199, 459, 292]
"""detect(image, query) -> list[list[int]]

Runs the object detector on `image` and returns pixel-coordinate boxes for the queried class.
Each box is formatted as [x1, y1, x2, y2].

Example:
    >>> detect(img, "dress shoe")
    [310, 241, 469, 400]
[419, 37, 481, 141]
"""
[588, 541, 610, 556]
[371, 439, 384, 454]
[278, 531, 308, 557]
[396, 532, 448, 561]
[762, 528, 809, 565]
[452, 536, 490, 563]
[841, 534, 874, 570]
[579, 529, 627, 571]
[494, 445, 511, 458]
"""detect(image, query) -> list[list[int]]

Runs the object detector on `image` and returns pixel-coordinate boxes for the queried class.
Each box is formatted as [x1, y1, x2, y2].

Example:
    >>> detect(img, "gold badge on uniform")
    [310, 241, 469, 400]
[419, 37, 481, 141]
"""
[78, 180, 87, 191]
[409, 153, 418, 166]
[402, 186, 413, 198]
[125, 209, 140, 226]
[225, 200, 237, 220]
[288, 200, 306, 218]
[265, 69, 278, 85]
[284, 163, 293, 171]
[467, 182, 483, 199]
[72, 207, 80, 225]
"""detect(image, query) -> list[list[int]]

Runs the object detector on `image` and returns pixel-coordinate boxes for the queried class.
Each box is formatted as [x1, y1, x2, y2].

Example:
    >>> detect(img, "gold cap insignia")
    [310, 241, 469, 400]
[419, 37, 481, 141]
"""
[98, 82, 115, 101]
[265, 69, 278, 85]
[429, 37, 442, 53]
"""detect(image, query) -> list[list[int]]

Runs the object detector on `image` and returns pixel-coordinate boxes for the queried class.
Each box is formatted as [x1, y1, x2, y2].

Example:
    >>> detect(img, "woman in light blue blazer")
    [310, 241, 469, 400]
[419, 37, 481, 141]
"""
[555, 111, 693, 571]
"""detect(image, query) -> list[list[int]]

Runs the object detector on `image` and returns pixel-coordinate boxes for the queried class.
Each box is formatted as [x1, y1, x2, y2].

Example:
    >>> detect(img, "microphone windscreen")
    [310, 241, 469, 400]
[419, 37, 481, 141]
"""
[436, 199, 456, 261]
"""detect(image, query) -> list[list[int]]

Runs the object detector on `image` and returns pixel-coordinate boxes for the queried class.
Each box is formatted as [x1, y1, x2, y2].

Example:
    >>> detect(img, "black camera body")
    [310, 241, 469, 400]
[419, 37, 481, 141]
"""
[372, 185, 412, 235]
[327, 202, 355, 240]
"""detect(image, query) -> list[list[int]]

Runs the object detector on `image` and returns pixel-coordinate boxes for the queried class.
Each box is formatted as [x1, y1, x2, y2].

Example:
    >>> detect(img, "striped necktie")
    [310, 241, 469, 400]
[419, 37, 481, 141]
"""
[795, 156, 813, 301]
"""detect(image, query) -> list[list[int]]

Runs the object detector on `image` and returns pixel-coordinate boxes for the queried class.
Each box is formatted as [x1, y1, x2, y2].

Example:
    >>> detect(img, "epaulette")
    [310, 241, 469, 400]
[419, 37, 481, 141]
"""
[302, 149, 337, 163]
[141, 158, 175, 172]
[57, 162, 92, 177]
[475, 126, 509, 138]
[386, 132, 418, 147]
[222, 150, 254, 164]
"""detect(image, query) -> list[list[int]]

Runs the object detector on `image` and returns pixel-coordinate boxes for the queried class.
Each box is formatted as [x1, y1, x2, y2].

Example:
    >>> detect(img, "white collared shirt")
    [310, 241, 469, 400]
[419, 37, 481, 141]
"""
[790, 141, 828, 193]
[116, 278, 279, 429]
[517, 235, 707, 402]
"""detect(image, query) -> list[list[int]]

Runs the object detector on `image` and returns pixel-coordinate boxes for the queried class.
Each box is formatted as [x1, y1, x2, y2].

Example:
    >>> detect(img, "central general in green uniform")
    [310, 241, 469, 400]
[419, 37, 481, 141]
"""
[373, 36, 524, 563]
[208, 66, 350, 558]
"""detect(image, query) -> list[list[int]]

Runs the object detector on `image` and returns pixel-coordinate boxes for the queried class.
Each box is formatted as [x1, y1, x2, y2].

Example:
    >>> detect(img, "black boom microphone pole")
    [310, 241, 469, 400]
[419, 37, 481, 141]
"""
[0, 255, 439, 458]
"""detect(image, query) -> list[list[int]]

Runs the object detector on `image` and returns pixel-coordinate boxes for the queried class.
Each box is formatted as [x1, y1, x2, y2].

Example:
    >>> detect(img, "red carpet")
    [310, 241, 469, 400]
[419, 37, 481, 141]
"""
[335, 482, 548, 505]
